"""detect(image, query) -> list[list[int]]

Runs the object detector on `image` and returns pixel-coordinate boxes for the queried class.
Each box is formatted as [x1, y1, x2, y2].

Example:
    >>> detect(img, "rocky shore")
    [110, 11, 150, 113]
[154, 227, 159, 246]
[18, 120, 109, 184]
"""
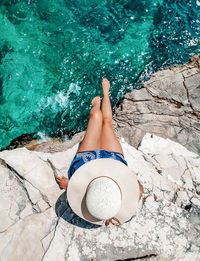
[113, 54, 200, 155]
[0, 55, 200, 261]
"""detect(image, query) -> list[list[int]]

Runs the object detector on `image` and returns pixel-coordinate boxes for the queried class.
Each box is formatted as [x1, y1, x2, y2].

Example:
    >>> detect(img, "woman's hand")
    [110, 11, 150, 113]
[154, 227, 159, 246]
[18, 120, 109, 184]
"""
[138, 180, 144, 201]
[55, 176, 69, 190]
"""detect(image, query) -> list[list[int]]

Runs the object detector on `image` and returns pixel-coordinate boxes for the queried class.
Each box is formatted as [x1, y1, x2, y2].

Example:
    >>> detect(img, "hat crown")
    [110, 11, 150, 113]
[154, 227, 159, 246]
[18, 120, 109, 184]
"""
[86, 177, 122, 220]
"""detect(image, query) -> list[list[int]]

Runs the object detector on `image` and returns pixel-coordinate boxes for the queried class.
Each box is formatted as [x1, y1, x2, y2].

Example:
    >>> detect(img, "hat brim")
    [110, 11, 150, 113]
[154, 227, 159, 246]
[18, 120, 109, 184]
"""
[66, 158, 140, 226]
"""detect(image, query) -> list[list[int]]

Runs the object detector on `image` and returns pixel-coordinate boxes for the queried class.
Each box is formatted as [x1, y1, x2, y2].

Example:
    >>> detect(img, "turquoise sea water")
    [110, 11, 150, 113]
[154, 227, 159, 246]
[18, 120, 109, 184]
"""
[0, 0, 200, 149]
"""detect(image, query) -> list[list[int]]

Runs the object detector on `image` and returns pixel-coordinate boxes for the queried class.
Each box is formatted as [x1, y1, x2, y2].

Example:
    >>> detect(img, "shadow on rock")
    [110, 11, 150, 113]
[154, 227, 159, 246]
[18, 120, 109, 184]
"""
[55, 191, 101, 229]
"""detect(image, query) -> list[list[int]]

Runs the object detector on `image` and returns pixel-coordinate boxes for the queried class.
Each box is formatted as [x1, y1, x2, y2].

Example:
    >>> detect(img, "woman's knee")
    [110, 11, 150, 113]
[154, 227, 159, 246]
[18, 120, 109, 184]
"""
[102, 116, 112, 125]
[89, 109, 102, 121]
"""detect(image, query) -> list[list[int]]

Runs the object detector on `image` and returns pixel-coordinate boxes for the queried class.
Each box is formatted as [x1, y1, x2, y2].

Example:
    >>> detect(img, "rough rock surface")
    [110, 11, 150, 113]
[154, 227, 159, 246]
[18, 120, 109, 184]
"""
[113, 55, 200, 156]
[0, 133, 200, 261]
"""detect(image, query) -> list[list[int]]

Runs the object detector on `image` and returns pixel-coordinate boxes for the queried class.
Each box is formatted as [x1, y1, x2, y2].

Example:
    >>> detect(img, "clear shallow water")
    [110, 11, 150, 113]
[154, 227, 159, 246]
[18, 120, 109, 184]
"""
[0, 0, 199, 149]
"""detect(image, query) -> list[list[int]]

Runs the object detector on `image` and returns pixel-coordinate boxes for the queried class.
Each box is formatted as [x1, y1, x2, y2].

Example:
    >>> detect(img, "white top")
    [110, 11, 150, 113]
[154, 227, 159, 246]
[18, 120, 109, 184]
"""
[86, 177, 122, 220]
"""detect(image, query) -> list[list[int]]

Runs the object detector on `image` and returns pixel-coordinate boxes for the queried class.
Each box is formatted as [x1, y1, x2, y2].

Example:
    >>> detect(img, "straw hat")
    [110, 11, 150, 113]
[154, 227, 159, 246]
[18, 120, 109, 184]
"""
[67, 158, 140, 226]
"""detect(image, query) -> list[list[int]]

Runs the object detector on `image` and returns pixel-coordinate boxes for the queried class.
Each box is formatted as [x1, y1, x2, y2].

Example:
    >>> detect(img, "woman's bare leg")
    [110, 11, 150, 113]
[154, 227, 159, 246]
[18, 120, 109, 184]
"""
[100, 78, 144, 198]
[77, 96, 103, 152]
[56, 96, 102, 190]
[100, 78, 124, 154]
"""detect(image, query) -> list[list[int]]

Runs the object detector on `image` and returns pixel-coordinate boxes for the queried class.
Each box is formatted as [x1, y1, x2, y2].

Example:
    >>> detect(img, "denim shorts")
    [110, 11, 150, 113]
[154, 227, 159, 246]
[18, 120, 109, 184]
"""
[68, 149, 128, 180]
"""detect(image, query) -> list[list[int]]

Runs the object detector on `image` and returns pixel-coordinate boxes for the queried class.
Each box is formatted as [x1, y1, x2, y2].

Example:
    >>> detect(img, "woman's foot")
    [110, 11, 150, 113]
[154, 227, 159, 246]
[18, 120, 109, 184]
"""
[55, 176, 69, 190]
[91, 96, 101, 108]
[102, 77, 110, 95]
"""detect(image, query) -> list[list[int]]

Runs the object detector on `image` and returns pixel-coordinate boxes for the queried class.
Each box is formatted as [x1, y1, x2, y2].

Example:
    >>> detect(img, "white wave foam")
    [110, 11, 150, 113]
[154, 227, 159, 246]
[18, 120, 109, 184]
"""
[38, 82, 81, 111]
[36, 132, 52, 143]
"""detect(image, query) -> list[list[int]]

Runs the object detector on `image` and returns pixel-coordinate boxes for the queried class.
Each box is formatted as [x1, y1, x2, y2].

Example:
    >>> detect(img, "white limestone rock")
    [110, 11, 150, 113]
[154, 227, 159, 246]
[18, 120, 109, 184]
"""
[0, 161, 34, 233]
[0, 133, 200, 261]
[0, 208, 57, 261]
[0, 148, 63, 208]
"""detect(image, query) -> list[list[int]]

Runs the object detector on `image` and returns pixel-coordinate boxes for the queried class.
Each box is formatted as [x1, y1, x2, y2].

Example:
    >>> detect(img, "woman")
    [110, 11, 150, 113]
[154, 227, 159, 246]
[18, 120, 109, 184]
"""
[56, 78, 143, 226]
